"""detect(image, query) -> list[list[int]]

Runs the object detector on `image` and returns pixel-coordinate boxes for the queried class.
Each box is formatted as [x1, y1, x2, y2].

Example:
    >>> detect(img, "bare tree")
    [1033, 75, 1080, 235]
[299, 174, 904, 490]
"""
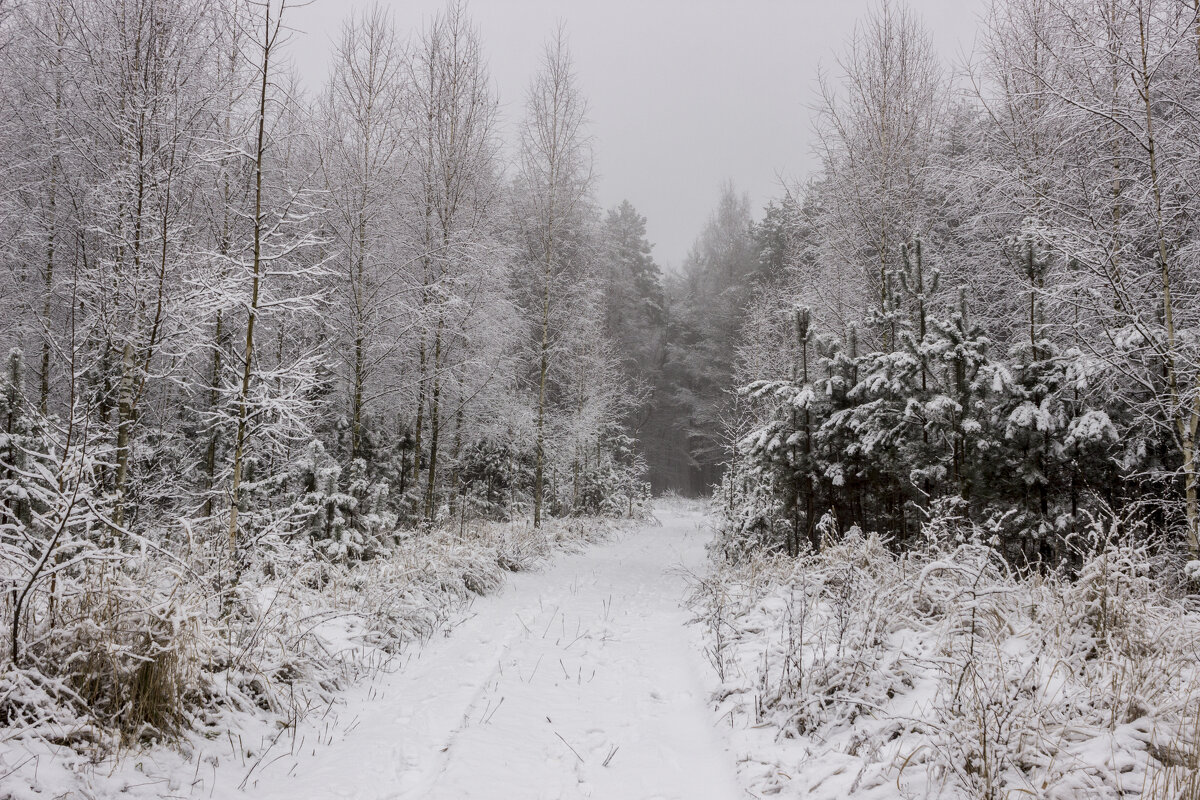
[814, 0, 945, 342]
[318, 5, 409, 463]
[515, 24, 594, 527]
[224, 0, 325, 559]
[403, 0, 501, 521]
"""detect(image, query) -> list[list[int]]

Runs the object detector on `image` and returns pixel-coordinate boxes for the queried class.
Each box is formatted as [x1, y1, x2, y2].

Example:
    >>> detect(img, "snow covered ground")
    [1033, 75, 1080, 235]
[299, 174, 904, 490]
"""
[239, 500, 740, 800]
[2, 501, 744, 799]
[691, 529, 1200, 800]
[12, 502, 1196, 800]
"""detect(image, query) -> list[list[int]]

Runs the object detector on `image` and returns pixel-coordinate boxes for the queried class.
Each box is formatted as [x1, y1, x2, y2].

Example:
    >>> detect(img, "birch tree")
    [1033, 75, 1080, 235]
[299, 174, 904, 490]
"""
[403, 0, 501, 521]
[515, 25, 594, 527]
[223, 0, 326, 560]
[318, 5, 409, 464]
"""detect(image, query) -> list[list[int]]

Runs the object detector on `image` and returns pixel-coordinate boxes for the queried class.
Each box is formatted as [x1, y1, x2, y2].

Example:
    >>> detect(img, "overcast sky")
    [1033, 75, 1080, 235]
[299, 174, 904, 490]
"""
[286, 0, 984, 269]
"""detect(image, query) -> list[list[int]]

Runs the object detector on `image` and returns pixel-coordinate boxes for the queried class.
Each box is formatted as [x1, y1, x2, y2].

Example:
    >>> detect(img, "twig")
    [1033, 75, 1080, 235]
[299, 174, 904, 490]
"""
[528, 654, 543, 682]
[483, 696, 505, 725]
[554, 731, 584, 763]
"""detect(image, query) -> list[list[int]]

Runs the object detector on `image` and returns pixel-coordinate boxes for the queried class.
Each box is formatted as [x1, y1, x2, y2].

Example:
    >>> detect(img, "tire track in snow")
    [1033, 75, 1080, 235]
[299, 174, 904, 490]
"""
[245, 502, 741, 800]
[396, 596, 576, 798]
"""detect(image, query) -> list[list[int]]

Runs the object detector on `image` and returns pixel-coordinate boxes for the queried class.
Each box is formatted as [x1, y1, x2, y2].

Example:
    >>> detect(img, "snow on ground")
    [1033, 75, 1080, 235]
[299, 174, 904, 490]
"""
[690, 529, 1200, 800]
[237, 500, 740, 800]
[1, 501, 744, 799]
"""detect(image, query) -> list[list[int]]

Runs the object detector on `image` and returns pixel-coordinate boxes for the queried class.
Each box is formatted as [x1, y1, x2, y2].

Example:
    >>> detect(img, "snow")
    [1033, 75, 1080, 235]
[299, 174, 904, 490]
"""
[240, 500, 739, 799]
[1, 501, 742, 799]
[1066, 409, 1118, 446]
[691, 529, 1200, 800]
[6, 502, 1197, 800]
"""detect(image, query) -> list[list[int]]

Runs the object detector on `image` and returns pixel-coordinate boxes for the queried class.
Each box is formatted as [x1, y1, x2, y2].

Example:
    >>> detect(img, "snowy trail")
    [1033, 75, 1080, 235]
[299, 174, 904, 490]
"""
[247, 502, 741, 800]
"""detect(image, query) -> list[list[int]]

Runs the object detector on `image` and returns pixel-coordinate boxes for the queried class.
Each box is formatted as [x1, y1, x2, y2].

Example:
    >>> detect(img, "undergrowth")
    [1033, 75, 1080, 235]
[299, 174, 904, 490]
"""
[1, 515, 616, 774]
[690, 514, 1200, 799]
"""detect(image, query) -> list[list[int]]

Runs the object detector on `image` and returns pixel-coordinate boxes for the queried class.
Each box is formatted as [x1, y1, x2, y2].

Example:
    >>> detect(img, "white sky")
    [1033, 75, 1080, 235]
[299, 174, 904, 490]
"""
[285, 0, 984, 268]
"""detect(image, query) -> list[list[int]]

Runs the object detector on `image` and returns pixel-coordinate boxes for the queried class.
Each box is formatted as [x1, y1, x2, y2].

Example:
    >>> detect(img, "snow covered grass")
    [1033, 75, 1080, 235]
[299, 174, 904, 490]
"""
[0, 515, 622, 798]
[691, 518, 1200, 799]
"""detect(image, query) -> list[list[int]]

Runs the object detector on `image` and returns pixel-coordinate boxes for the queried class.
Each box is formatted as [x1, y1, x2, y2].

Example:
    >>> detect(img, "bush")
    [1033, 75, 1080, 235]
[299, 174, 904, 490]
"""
[692, 509, 1200, 799]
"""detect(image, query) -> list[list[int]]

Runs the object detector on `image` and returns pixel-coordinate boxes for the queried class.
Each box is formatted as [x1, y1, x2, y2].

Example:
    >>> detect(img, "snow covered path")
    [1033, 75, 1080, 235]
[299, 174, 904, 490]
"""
[247, 502, 741, 800]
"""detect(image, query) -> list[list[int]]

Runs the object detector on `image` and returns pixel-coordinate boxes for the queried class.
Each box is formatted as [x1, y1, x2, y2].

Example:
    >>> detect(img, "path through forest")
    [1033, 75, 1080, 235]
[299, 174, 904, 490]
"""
[248, 501, 741, 800]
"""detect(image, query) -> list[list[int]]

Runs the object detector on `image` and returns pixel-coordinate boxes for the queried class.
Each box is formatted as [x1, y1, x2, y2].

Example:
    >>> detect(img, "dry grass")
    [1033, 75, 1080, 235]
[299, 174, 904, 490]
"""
[2, 513, 620, 759]
[691, 519, 1200, 799]
[1144, 698, 1200, 800]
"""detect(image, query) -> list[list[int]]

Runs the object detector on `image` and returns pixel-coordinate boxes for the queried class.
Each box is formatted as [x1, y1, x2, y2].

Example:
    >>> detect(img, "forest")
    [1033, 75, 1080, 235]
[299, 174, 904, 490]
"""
[0, 0, 661, 763]
[693, 0, 1200, 796]
[717, 0, 1200, 569]
[2, 0, 1200, 797]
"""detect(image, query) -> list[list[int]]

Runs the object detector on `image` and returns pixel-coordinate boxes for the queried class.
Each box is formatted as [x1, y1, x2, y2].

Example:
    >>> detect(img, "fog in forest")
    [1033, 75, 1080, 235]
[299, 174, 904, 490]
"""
[285, 0, 983, 268]
[4, 1, 1200, 798]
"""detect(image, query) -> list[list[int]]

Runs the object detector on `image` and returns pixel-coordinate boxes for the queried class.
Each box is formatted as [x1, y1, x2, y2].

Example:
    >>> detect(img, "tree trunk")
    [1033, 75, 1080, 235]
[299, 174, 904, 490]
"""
[423, 315, 443, 520]
[228, 2, 273, 559]
[112, 342, 134, 526]
[351, 191, 369, 460]
[414, 338, 426, 486]
[534, 261, 551, 529]
[1136, 9, 1198, 558]
[202, 310, 222, 517]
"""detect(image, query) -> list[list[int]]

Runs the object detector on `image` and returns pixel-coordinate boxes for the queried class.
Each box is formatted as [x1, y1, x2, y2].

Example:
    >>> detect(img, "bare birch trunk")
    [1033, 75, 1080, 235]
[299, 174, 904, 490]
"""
[228, 2, 274, 558]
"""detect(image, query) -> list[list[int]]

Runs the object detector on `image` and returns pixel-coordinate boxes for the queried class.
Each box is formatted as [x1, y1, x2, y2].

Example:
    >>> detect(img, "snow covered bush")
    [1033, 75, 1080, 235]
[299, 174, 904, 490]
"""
[291, 441, 395, 562]
[711, 463, 791, 563]
[456, 438, 537, 521]
[572, 428, 652, 519]
[0, 388, 201, 741]
[730, 237, 1159, 568]
[693, 510, 1200, 799]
